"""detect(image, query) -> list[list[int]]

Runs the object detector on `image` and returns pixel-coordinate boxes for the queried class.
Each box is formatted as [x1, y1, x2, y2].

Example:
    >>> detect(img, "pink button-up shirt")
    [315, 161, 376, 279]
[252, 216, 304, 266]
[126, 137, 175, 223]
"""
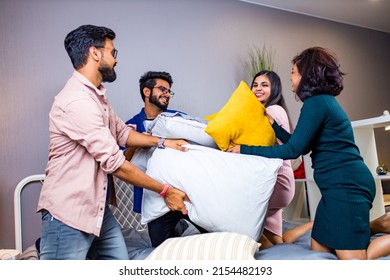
[37, 71, 132, 236]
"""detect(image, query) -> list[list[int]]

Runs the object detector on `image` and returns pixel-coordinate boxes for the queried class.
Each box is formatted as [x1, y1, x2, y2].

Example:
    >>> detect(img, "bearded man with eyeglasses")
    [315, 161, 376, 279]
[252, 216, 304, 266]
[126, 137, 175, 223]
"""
[124, 71, 182, 213]
[37, 26, 189, 260]
[124, 71, 208, 247]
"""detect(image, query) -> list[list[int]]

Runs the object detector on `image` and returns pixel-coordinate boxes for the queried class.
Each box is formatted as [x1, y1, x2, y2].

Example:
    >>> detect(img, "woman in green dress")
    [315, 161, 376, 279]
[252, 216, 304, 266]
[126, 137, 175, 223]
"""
[228, 46, 385, 259]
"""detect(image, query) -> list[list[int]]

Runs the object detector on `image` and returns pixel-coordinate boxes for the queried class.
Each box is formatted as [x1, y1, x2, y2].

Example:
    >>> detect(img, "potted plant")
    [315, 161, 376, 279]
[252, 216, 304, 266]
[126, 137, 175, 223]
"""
[245, 44, 276, 80]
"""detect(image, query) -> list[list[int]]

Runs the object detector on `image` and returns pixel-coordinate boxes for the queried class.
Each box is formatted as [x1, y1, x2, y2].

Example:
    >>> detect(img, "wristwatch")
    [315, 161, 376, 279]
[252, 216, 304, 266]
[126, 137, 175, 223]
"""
[157, 138, 166, 149]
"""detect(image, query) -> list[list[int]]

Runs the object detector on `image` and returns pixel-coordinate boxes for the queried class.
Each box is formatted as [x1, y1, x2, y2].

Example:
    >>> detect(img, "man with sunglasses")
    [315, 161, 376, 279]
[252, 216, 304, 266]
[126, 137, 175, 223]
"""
[37, 25, 189, 260]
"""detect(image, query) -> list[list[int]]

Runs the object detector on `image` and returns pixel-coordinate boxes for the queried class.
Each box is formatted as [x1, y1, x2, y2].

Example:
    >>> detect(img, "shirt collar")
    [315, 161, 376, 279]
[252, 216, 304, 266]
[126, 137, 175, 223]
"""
[72, 70, 107, 97]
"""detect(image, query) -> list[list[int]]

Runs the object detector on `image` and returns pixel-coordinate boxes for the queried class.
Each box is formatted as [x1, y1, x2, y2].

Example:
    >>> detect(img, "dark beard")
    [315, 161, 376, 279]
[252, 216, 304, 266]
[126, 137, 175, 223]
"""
[99, 64, 116, 83]
[149, 92, 169, 110]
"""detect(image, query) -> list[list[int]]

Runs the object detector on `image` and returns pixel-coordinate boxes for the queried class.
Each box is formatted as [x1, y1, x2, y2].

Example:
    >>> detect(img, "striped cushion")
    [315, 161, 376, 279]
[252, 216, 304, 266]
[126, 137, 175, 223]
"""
[146, 232, 260, 260]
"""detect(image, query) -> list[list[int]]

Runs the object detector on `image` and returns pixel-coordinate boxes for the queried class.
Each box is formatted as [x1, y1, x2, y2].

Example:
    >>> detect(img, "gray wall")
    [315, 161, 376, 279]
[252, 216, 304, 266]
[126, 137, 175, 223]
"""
[0, 0, 389, 250]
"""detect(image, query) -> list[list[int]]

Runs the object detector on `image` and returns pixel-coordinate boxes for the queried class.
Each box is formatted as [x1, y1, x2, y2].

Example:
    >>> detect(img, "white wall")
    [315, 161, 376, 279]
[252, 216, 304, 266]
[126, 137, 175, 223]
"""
[0, 0, 389, 250]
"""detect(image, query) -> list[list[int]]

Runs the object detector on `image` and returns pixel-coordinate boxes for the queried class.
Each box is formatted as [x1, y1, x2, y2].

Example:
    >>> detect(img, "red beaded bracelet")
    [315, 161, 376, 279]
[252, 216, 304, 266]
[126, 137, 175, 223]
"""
[159, 184, 170, 197]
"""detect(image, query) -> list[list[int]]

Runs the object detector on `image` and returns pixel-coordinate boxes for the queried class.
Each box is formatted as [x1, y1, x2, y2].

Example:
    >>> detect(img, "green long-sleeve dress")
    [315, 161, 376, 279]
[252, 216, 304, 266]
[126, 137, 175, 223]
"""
[241, 94, 375, 250]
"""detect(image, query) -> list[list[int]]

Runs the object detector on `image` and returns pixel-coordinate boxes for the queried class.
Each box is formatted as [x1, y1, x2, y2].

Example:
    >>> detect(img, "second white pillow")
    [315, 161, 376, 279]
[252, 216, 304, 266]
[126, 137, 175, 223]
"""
[142, 144, 282, 241]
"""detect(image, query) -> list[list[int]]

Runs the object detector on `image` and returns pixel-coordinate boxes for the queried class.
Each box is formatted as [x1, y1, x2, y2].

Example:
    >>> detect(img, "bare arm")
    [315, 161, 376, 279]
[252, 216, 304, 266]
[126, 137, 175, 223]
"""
[126, 129, 189, 151]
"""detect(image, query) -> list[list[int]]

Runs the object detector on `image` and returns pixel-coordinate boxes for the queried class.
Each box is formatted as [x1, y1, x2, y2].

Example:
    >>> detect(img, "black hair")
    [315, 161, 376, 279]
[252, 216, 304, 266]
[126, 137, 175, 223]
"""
[292, 46, 345, 101]
[251, 70, 292, 130]
[139, 71, 173, 101]
[64, 24, 116, 69]
[250, 70, 283, 107]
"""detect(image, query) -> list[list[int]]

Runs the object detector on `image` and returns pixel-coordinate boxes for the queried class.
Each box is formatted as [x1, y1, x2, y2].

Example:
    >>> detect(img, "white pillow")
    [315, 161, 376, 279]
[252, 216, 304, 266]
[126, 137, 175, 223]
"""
[148, 112, 218, 148]
[131, 112, 218, 172]
[142, 144, 282, 241]
[146, 232, 260, 260]
[130, 147, 155, 172]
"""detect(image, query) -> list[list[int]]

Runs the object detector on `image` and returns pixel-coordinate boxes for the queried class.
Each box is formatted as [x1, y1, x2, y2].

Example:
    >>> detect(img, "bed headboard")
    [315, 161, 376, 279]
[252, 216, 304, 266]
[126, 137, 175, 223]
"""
[110, 178, 146, 231]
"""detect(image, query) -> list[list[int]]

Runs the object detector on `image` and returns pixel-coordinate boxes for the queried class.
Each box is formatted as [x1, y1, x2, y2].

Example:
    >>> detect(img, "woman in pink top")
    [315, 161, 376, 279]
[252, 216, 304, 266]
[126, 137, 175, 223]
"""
[250, 70, 313, 248]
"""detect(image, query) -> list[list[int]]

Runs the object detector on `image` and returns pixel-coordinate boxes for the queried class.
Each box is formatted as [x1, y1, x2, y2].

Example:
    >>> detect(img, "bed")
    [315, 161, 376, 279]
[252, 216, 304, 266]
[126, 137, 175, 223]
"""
[114, 178, 390, 260]
[13, 173, 390, 260]
[13, 107, 390, 260]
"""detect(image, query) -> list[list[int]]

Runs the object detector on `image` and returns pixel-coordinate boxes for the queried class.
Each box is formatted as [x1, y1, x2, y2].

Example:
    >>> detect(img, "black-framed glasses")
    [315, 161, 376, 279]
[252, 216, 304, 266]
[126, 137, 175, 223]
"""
[96, 46, 118, 59]
[112, 49, 118, 59]
[153, 86, 175, 97]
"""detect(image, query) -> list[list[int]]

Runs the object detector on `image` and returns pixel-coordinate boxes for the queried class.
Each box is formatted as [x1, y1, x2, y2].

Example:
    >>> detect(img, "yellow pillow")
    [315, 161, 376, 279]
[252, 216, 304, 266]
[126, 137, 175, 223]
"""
[204, 81, 276, 151]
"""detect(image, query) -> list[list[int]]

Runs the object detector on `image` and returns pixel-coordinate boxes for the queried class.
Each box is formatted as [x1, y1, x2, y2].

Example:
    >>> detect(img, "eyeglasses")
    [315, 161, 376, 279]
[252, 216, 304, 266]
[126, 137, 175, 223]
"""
[96, 46, 118, 59]
[153, 86, 175, 97]
[112, 49, 118, 59]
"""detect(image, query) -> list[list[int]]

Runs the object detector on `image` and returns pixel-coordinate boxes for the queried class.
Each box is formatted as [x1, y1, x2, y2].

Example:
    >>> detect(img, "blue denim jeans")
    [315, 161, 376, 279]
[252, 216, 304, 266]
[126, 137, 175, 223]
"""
[39, 205, 129, 260]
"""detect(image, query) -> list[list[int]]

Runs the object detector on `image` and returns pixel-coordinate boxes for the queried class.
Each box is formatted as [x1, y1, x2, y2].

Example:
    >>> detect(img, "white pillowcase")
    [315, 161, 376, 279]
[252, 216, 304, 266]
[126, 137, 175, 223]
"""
[131, 112, 218, 172]
[142, 144, 282, 241]
[130, 147, 155, 172]
[147, 112, 218, 148]
[146, 232, 260, 260]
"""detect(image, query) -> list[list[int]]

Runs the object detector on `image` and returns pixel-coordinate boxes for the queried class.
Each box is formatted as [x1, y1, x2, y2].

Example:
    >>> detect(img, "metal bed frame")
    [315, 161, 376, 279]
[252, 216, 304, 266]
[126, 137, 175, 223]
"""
[13, 174, 45, 253]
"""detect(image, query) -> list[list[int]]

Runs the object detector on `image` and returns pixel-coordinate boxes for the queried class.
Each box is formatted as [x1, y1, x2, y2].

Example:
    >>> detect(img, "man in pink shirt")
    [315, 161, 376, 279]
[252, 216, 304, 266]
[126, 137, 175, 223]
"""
[37, 24, 189, 260]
